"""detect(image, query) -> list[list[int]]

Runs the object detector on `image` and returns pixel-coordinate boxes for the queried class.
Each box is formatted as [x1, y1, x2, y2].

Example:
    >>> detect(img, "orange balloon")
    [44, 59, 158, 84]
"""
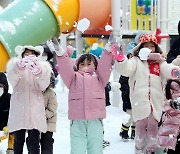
[78, 0, 111, 30]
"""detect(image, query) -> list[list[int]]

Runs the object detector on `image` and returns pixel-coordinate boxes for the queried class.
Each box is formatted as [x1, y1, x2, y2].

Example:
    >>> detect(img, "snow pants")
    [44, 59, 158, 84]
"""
[14, 129, 40, 154]
[40, 131, 54, 154]
[70, 119, 103, 154]
[135, 113, 158, 154]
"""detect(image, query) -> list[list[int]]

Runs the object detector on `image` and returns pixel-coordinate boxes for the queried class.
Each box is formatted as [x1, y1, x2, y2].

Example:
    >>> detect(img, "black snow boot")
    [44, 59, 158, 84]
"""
[103, 140, 110, 148]
[130, 126, 135, 139]
[119, 124, 129, 141]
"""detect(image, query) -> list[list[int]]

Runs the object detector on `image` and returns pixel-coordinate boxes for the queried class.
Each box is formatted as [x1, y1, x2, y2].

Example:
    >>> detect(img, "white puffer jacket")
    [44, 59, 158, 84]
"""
[115, 56, 179, 122]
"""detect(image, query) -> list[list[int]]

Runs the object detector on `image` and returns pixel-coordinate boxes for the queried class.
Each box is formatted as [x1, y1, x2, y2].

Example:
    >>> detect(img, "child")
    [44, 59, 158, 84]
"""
[158, 79, 180, 154]
[40, 72, 58, 154]
[6, 45, 52, 154]
[0, 72, 14, 154]
[53, 38, 114, 153]
[41, 43, 58, 78]
[119, 53, 136, 141]
[113, 33, 180, 154]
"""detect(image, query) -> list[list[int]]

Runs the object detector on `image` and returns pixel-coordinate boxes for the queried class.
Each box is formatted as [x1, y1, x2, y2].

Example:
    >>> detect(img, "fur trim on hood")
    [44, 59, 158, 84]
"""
[74, 53, 99, 71]
[15, 45, 44, 58]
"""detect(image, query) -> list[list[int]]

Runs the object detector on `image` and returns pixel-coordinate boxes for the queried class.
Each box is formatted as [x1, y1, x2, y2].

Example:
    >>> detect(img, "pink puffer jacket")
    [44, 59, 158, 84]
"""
[158, 82, 180, 150]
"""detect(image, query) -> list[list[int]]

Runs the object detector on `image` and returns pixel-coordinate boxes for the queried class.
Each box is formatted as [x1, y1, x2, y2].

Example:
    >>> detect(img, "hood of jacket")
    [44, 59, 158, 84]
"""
[0, 72, 9, 93]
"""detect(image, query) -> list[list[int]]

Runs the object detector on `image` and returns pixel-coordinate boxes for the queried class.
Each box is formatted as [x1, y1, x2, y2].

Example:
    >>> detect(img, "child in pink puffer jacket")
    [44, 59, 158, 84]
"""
[158, 79, 180, 153]
[51, 37, 114, 154]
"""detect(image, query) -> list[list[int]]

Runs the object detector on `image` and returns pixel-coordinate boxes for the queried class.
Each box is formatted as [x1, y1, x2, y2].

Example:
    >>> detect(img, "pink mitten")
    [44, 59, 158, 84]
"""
[147, 53, 165, 62]
[18, 58, 28, 69]
[29, 61, 42, 75]
[113, 44, 125, 62]
[66, 45, 74, 57]
[171, 69, 180, 79]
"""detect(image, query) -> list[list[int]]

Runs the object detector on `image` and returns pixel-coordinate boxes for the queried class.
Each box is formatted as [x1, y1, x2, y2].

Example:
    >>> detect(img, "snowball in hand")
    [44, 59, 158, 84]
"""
[139, 48, 151, 60]
[77, 18, 90, 33]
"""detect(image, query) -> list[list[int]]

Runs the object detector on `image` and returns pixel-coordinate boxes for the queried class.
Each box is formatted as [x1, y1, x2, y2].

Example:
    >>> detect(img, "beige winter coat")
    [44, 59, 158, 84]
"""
[43, 87, 58, 132]
[115, 57, 179, 122]
[6, 58, 52, 133]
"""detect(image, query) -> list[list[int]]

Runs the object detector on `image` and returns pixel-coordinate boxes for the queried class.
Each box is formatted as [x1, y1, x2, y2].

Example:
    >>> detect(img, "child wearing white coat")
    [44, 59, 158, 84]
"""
[113, 33, 180, 154]
[6, 45, 52, 154]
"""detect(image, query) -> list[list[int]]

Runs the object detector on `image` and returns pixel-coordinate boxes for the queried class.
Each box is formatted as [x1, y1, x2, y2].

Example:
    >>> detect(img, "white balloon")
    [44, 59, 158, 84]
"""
[77, 18, 90, 33]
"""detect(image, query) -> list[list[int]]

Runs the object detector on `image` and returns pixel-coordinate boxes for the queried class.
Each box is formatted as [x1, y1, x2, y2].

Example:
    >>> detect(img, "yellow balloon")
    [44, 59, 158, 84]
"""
[0, 42, 10, 72]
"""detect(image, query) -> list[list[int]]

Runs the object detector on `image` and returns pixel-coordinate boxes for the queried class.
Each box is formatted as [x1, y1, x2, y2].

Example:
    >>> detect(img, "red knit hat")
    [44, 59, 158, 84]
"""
[139, 33, 158, 45]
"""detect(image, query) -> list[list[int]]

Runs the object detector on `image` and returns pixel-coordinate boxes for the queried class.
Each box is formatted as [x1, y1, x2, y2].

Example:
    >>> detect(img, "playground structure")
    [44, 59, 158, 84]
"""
[0, 0, 179, 72]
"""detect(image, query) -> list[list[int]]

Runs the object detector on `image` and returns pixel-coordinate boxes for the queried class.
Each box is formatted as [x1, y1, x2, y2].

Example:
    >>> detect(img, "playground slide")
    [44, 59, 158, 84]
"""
[0, 0, 111, 72]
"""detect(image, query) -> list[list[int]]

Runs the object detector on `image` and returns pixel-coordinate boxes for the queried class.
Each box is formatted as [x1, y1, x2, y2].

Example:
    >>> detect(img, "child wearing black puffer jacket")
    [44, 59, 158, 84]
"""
[167, 21, 180, 63]
[0, 72, 14, 154]
[119, 53, 136, 141]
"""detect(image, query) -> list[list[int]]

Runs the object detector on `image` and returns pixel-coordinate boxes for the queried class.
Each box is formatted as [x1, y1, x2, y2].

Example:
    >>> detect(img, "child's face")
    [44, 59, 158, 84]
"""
[78, 58, 95, 72]
[142, 42, 155, 53]
[22, 49, 35, 58]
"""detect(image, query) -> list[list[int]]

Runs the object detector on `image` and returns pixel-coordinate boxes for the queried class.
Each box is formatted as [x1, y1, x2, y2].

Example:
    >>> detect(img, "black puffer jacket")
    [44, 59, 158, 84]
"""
[167, 21, 180, 63]
[0, 72, 11, 130]
[105, 82, 111, 106]
[119, 75, 132, 112]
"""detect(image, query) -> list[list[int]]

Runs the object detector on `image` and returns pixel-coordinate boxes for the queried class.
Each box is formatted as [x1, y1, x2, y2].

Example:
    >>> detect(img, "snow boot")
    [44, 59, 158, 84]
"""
[103, 140, 110, 148]
[119, 124, 129, 141]
[131, 126, 135, 139]
[6, 149, 14, 154]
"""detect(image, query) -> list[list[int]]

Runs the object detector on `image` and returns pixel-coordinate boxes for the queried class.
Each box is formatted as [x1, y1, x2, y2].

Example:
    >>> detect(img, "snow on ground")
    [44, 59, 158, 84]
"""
[0, 76, 135, 154]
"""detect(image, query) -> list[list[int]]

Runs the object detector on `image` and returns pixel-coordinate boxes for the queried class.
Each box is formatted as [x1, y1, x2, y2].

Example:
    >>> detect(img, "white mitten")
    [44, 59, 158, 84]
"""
[110, 81, 121, 92]
[47, 38, 65, 56]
